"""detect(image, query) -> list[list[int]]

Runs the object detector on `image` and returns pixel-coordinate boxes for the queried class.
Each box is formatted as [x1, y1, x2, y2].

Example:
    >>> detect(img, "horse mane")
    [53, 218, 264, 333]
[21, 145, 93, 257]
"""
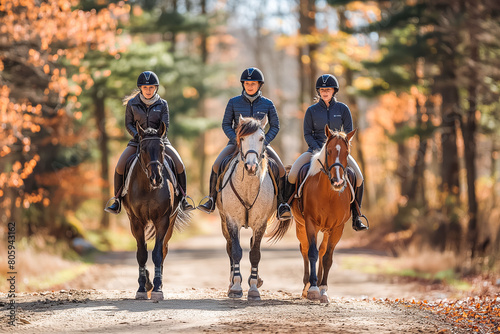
[307, 130, 349, 177]
[236, 117, 263, 143]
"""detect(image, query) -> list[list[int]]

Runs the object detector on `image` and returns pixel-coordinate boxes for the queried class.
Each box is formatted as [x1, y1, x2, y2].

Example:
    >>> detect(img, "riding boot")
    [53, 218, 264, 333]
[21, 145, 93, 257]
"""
[105, 172, 124, 215]
[177, 171, 195, 212]
[198, 170, 218, 214]
[277, 175, 292, 221]
[351, 181, 369, 231]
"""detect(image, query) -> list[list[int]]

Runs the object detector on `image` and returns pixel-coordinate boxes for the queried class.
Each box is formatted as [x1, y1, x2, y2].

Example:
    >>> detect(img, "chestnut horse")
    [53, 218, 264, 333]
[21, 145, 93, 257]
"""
[271, 125, 356, 303]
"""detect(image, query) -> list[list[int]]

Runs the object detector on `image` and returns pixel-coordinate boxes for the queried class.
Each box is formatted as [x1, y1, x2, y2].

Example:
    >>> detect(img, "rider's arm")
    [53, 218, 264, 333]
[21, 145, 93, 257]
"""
[125, 101, 139, 140]
[342, 104, 353, 133]
[265, 102, 280, 145]
[222, 99, 237, 142]
[304, 107, 321, 151]
[161, 101, 170, 136]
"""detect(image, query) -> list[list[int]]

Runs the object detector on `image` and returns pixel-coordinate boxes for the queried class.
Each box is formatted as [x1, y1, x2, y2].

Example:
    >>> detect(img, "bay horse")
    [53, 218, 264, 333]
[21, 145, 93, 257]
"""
[122, 121, 190, 301]
[217, 115, 276, 301]
[271, 125, 357, 303]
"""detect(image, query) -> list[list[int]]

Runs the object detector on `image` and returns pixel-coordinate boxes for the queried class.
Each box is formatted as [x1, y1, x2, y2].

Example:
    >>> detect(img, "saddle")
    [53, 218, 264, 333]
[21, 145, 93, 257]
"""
[122, 152, 178, 196]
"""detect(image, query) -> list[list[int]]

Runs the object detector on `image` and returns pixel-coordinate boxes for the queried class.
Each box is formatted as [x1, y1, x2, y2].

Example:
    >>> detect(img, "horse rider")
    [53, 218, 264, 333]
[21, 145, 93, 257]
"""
[105, 71, 195, 214]
[287, 74, 368, 231]
[197, 67, 292, 221]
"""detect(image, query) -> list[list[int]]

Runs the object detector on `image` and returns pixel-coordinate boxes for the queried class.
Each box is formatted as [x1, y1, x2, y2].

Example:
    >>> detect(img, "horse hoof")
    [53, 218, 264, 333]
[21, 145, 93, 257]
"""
[320, 293, 329, 303]
[228, 288, 243, 299]
[135, 291, 148, 300]
[151, 291, 164, 301]
[248, 287, 261, 301]
[307, 286, 320, 301]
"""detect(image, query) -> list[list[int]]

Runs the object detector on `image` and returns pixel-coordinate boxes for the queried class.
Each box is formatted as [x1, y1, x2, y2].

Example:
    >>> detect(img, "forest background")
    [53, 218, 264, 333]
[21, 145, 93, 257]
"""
[2, 0, 500, 290]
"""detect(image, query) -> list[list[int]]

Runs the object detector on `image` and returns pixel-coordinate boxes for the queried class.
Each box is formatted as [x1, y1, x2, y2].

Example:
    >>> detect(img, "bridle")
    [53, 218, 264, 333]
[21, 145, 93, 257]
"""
[138, 136, 165, 179]
[317, 136, 349, 188]
[238, 129, 266, 164]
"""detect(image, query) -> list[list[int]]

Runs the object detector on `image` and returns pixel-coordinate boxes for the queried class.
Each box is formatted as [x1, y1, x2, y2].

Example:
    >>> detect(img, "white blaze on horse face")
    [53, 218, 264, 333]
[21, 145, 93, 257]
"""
[334, 144, 342, 186]
[241, 129, 264, 175]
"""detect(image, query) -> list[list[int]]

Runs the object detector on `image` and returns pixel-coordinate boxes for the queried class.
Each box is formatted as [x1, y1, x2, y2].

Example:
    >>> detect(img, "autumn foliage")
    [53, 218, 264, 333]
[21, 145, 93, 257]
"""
[0, 0, 127, 234]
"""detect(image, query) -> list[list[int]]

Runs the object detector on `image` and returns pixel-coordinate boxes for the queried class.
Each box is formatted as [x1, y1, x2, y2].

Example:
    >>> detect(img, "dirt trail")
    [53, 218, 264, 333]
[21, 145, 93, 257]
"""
[1, 231, 467, 333]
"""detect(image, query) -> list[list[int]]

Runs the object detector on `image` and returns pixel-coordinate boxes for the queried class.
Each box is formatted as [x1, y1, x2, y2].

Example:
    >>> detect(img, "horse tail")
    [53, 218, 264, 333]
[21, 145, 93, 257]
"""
[173, 206, 191, 232]
[145, 223, 156, 241]
[267, 216, 293, 243]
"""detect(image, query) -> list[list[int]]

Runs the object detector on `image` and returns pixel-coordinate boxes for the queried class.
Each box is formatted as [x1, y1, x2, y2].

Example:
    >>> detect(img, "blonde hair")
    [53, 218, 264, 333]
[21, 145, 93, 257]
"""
[122, 88, 140, 106]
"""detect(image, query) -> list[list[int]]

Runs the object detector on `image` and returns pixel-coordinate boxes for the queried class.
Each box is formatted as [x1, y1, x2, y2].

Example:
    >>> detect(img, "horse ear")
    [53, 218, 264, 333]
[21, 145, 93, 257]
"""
[346, 128, 357, 143]
[239, 114, 244, 123]
[136, 121, 145, 138]
[324, 124, 332, 138]
[260, 115, 268, 128]
[159, 121, 166, 137]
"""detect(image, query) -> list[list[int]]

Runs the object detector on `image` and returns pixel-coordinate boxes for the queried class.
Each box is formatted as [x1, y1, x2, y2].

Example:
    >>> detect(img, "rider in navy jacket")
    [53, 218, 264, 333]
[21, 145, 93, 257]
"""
[198, 67, 292, 221]
[222, 94, 280, 146]
[303, 100, 353, 152]
[105, 71, 195, 215]
[288, 74, 368, 231]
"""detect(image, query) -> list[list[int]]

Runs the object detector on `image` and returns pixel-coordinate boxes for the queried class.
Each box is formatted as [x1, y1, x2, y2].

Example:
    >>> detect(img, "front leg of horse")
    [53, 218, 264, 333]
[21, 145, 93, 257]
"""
[130, 219, 151, 300]
[306, 237, 320, 301]
[247, 230, 265, 301]
[151, 223, 169, 301]
[318, 229, 343, 303]
[227, 224, 243, 299]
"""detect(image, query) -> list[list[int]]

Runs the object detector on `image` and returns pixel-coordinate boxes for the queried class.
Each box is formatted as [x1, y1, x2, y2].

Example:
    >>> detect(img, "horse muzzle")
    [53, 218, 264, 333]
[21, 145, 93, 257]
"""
[244, 162, 258, 176]
[331, 178, 346, 192]
[149, 174, 163, 189]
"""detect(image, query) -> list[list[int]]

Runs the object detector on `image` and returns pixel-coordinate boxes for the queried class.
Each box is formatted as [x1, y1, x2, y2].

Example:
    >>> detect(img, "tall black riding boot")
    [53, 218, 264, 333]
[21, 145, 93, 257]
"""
[177, 171, 195, 212]
[351, 181, 369, 231]
[277, 176, 292, 221]
[105, 172, 124, 215]
[197, 170, 218, 214]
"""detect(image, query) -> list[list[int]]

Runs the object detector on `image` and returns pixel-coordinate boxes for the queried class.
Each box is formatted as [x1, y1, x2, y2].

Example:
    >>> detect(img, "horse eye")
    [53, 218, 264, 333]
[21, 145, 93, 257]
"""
[259, 137, 264, 142]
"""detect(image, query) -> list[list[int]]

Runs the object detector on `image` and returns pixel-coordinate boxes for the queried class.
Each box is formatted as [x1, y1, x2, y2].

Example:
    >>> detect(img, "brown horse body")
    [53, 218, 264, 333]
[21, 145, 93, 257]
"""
[273, 125, 356, 303]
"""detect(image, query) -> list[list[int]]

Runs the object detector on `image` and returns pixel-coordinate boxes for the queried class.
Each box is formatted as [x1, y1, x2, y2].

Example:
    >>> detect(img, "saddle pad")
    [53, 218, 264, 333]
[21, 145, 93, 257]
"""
[295, 162, 311, 199]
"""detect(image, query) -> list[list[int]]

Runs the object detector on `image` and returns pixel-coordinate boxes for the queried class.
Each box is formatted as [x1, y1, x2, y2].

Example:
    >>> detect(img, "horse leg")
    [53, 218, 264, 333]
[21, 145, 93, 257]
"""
[150, 217, 170, 301]
[305, 220, 320, 301]
[247, 225, 266, 301]
[296, 223, 310, 298]
[226, 221, 243, 299]
[319, 227, 344, 303]
[317, 233, 329, 294]
[130, 218, 151, 300]
[221, 217, 234, 290]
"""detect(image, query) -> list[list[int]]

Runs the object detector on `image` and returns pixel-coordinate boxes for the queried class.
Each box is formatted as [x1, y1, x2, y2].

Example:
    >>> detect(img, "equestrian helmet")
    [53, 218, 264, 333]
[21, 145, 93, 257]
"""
[137, 71, 160, 87]
[240, 67, 265, 83]
[316, 74, 339, 91]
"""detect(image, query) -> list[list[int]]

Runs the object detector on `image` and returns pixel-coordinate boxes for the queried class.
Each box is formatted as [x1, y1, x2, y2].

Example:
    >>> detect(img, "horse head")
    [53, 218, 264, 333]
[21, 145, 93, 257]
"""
[322, 125, 356, 192]
[136, 121, 167, 189]
[237, 115, 267, 176]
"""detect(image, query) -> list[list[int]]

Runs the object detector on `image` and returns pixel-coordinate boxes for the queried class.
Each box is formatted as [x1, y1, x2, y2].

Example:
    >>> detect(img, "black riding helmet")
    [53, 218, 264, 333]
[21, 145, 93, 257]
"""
[240, 67, 265, 83]
[316, 74, 339, 92]
[137, 71, 160, 87]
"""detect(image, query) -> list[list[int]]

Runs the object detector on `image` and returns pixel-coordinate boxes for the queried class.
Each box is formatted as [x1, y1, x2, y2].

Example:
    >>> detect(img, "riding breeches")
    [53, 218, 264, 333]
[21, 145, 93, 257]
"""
[288, 151, 363, 187]
[115, 144, 185, 175]
[212, 144, 286, 177]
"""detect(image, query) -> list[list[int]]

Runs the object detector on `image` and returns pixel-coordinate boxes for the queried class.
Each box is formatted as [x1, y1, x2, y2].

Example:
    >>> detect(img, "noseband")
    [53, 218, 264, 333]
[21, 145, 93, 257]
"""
[238, 130, 266, 164]
[138, 137, 165, 179]
[317, 137, 348, 186]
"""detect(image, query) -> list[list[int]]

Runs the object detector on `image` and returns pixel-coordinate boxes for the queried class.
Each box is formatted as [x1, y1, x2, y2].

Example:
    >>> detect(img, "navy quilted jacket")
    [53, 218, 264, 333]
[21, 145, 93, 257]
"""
[222, 93, 280, 145]
[304, 98, 353, 151]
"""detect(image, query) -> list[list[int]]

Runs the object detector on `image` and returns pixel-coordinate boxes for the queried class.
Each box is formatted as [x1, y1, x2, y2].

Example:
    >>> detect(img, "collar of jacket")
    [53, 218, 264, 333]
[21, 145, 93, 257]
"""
[131, 94, 163, 108]
[319, 97, 336, 109]
[242, 90, 262, 104]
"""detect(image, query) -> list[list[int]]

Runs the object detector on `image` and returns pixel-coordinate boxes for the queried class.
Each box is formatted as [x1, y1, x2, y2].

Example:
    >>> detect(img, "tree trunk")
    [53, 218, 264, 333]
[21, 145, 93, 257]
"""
[463, 2, 479, 258]
[93, 84, 110, 228]
[198, 0, 208, 194]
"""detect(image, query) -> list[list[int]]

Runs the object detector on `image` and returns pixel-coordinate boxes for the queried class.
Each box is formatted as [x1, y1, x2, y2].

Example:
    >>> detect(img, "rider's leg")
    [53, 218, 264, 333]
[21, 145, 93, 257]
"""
[266, 146, 291, 221]
[347, 155, 368, 231]
[165, 145, 195, 211]
[198, 144, 236, 213]
[105, 145, 136, 214]
[287, 151, 312, 201]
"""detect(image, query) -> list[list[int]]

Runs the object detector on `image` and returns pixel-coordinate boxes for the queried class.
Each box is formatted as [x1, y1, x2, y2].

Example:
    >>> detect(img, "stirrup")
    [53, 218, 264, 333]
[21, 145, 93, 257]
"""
[352, 214, 369, 231]
[104, 197, 121, 215]
[197, 196, 215, 213]
[277, 203, 292, 221]
[181, 195, 196, 212]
